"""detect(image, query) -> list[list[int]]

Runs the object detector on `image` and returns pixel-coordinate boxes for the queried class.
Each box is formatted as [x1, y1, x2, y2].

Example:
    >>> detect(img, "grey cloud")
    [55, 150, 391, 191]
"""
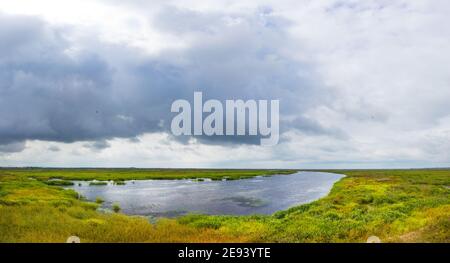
[0, 8, 333, 150]
[335, 98, 389, 123]
[154, 7, 221, 35]
[83, 140, 111, 151]
[283, 116, 348, 139]
[0, 141, 26, 153]
[128, 137, 141, 143]
[48, 145, 61, 152]
[0, 13, 146, 147]
[147, 7, 331, 143]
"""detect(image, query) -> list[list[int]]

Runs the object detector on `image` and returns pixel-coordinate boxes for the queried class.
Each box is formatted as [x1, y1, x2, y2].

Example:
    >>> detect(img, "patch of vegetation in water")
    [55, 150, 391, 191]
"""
[95, 197, 104, 204]
[44, 179, 74, 186]
[112, 203, 121, 213]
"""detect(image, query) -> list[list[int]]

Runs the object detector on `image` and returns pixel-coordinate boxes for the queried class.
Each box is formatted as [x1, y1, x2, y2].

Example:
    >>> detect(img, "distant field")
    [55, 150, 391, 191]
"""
[0, 168, 296, 181]
[0, 168, 448, 242]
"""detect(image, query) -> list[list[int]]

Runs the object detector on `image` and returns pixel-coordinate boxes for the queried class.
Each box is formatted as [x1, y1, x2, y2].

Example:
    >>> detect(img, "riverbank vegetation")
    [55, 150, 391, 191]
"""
[0, 168, 448, 242]
[2, 168, 296, 181]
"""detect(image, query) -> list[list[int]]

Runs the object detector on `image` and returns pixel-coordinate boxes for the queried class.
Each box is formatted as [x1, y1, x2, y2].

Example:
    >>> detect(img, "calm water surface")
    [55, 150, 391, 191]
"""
[68, 171, 343, 217]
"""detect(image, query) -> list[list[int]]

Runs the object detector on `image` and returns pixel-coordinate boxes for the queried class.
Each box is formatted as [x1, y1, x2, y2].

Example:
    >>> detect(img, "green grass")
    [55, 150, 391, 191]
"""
[44, 180, 74, 186]
[114, 180, 126, 185]
[112, 203, 121, 213]
[95, 197, 104, 204]
[0, 168, 296, 181]
[0, 168, 448, 243]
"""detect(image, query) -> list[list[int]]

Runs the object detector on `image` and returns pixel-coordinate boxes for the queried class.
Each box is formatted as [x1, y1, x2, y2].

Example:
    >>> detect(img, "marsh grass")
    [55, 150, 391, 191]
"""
[95, 197, 104, 204]
[44, 180, 74, 186]
[112, 203, 121, 213]
[0, 168, 448, 242]
[1, 168, 296, 181]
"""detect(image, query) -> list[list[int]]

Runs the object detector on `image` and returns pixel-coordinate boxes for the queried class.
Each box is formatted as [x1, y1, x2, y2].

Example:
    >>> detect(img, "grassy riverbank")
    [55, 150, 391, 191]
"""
[0, 168, 448, 242]
[1, 168, 295, 181]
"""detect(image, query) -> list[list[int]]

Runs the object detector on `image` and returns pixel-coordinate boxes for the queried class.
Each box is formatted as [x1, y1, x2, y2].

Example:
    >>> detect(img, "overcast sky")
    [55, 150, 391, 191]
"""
[0, 0, 449, 168]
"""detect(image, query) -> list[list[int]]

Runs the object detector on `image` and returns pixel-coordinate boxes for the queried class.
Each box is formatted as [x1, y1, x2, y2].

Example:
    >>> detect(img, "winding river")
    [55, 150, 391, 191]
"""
[68, 171, 343, 217]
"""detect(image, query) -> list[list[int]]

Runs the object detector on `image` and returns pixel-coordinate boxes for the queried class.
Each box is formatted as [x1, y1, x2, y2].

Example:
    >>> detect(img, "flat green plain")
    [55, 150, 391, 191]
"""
[0, 168, 448, 242]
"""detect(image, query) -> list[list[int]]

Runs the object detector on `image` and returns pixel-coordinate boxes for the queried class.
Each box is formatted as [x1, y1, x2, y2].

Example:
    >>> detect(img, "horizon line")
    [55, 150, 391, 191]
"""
[1, 166, 449, 170]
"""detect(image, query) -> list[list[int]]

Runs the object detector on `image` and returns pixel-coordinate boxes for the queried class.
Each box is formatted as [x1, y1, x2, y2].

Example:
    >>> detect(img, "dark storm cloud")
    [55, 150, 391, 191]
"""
[0, 13, 150, 148]
[0, 8, 337, 151]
